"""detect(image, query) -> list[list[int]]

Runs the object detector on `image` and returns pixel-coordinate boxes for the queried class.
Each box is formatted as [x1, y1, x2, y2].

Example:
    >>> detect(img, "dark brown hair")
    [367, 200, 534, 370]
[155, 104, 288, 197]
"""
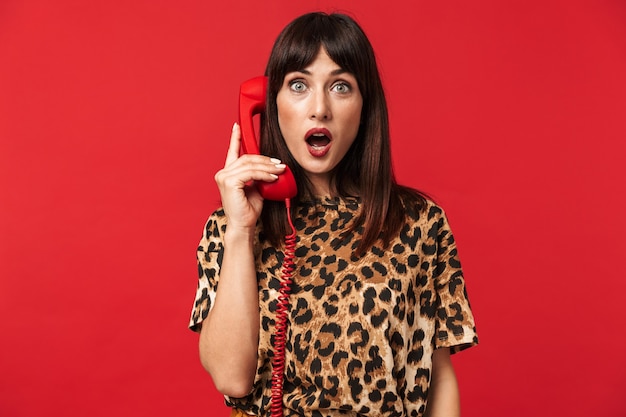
[260, 12, 426, 255]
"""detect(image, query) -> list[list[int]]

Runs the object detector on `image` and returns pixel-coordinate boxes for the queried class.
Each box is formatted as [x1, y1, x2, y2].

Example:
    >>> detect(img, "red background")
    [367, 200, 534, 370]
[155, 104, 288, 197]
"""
[1, 1, 625, 416]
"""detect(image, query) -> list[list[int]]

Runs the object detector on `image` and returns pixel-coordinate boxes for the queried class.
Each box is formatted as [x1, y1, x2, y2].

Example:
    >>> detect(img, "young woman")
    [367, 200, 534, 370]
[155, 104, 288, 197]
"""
[189, 12, 478, 417]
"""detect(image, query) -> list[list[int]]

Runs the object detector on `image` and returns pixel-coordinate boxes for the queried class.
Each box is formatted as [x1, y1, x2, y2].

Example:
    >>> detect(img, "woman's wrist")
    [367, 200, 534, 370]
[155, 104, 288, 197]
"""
[224, 226, 256, 246]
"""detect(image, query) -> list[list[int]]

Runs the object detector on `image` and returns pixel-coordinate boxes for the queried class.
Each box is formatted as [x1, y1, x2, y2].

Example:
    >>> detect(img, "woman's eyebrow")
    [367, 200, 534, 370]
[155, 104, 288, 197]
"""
[292, 68, 349, 76]
[330, 68, 348, 75]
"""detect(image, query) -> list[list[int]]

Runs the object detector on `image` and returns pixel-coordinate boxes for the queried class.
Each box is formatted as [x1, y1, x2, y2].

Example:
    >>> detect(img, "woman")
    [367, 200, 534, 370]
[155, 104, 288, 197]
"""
[189, 12, 478, 417]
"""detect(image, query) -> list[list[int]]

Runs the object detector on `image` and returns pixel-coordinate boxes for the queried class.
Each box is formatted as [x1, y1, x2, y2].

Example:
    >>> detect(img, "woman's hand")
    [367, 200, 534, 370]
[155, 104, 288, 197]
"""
[214, 123, 286, 230]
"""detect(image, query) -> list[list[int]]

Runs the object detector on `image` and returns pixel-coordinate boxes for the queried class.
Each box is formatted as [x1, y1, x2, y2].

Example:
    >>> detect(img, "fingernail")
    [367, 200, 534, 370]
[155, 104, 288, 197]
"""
[270, 158, 281, 164]
[269, 174, 279, 179]
[275, 164, 286, 169]
[232, 122, 238, 131]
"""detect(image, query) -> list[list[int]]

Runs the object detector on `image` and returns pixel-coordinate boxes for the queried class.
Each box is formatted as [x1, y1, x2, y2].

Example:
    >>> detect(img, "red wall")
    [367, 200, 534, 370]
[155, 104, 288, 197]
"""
[1, 1, 625, 416]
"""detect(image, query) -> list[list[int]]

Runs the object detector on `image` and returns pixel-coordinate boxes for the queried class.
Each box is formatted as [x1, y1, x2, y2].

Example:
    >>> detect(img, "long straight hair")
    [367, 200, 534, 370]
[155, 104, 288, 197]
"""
[260, 12, 426, 256]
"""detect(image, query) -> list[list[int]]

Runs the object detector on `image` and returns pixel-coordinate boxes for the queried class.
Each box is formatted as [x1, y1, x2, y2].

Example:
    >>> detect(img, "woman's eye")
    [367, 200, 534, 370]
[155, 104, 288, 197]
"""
[289, 81, 306, 92]
[331, 82, 351, 94]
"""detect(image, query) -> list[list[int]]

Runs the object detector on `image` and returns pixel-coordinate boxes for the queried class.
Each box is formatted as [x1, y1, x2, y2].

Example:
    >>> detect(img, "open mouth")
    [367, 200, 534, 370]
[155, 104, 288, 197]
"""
[306, 133, 331, 149]
[305, 128, 333, 157]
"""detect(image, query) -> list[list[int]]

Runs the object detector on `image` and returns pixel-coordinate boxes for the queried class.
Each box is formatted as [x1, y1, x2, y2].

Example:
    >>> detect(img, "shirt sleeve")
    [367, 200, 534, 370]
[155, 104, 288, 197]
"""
[431, 206, 478, 353]
[188, 209, 226, 332]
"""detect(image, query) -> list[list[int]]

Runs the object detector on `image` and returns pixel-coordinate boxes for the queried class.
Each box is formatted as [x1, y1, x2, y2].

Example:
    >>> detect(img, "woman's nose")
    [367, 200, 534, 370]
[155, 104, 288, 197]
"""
[310, 90, 331, 120]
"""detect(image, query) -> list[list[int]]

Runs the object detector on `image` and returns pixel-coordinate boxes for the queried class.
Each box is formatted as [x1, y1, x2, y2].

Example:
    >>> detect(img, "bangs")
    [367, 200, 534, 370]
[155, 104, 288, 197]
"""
[277, 35, 321, 76]
[267, 13, 369, 92]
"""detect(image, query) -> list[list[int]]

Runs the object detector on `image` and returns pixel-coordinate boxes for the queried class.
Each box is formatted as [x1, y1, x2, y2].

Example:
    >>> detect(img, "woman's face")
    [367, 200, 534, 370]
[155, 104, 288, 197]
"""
[276, 47, 363, 195]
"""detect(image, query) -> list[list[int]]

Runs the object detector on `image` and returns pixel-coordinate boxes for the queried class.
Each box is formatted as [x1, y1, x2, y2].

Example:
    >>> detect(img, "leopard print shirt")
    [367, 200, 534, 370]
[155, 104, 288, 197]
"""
[189, 196, 478, 417]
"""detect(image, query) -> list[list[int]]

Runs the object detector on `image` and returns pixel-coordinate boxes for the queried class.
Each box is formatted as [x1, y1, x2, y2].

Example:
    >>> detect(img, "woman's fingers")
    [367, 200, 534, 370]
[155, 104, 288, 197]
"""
[215, 122, 288, 228]
[222, 123, 285, 182]
[215, 158, 286, 189]
[215, 159, 285, 229]
[224, 122, 241, 167]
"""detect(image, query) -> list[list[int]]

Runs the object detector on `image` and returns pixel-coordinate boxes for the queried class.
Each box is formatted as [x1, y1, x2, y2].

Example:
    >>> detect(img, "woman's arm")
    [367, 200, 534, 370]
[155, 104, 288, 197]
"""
[198, 225, 260, 398]
[424, 348, 460, 417]
[198, 123, 286, 398]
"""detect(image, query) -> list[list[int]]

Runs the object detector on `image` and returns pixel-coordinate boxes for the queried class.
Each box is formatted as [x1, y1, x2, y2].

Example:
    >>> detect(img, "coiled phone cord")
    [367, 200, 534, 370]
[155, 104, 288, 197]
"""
[270, 198, 297, 417]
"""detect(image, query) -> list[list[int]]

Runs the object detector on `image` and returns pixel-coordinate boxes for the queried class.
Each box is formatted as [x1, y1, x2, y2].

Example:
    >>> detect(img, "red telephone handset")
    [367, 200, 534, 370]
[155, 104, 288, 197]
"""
[239, 76, 297, 201]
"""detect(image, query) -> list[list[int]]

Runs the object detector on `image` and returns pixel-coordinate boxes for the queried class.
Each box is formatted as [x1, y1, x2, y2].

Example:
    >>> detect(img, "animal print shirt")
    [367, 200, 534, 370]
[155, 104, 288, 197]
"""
[189, 196, 478, 417]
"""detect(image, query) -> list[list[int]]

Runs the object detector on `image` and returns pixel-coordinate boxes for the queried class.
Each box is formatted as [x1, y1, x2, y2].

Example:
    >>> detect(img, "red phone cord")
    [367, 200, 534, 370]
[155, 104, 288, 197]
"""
[269, 198, 297, 417]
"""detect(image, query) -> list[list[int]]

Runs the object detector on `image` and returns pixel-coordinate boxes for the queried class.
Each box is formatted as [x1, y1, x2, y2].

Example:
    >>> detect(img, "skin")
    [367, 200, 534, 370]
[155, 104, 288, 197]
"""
[198, 49, 461, 416]
[276, 48, 363, 196]
[424, 348, 461, 417]
[199, 122, 284, 397]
